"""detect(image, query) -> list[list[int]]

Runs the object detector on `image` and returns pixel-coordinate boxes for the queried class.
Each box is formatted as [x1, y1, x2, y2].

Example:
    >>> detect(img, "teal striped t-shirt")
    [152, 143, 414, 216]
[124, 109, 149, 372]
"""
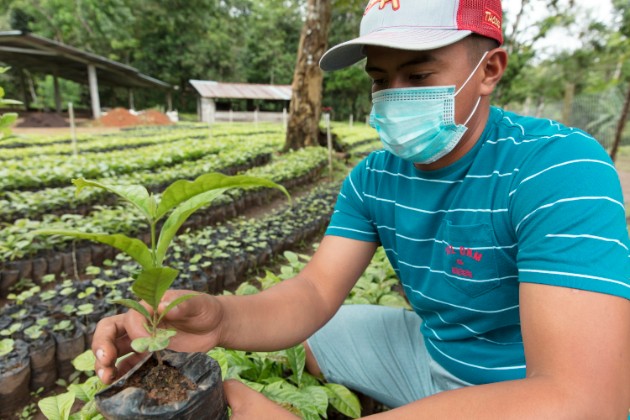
[325, 106, 630, 385]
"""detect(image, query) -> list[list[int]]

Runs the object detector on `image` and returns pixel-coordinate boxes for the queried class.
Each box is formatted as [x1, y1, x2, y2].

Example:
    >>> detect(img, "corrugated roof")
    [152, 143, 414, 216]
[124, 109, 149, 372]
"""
[0, 30, 171, 89]
[190, 80, 292, 101]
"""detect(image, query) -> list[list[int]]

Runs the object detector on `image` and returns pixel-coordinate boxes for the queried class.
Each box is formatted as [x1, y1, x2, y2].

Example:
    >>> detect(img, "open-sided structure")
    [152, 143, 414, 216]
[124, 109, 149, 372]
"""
[190, 80, 292, 123]
[0, 30, 172, 118]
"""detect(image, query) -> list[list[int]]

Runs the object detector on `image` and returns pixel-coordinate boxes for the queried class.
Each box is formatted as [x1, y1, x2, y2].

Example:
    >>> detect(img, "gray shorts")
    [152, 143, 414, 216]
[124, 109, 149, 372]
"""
[307, 304, 471, 409]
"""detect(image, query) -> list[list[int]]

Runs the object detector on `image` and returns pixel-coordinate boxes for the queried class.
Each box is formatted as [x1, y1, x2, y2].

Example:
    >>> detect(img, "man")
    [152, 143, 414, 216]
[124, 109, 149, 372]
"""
[93, 0, 630, 418]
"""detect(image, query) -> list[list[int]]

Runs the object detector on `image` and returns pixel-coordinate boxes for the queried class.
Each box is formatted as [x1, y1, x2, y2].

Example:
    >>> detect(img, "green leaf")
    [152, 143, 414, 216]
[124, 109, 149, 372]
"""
[301, 386, 329, 418]
[154, 174, 290, 266]
[207, 348, 229, 379]
[156, 293, 198, 325]
[324, 383, 361, 418]
[131, 267, 179, 311]
[234, 282, 260, 296]
[0, 338, 14, 357]
[0, 113, 17, 128]
[33, 230, 153, 270]
[130, 336, 152, 353]
[38, 391, 76, 420]
[286, 345, 306, 387]
[72, 178, 155, 221]
[240, 378, 265, 393]
[263, 381, 319, 419]
[155, 173, 291, 220]
[0, 99, 21, 105]
[77, 399, 103, 420]
[154, 189, 227, 266]
[131, 328, 176, 353]
[68, 376, 105, 402]
[114, 298, 152, 323]
[71, 350, 96, 372]
[378, 293, 410, 308]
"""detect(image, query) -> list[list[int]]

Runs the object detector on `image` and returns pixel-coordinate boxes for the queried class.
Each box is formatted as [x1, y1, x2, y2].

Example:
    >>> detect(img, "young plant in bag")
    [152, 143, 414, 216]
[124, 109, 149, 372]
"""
[36, 173, 290, 358]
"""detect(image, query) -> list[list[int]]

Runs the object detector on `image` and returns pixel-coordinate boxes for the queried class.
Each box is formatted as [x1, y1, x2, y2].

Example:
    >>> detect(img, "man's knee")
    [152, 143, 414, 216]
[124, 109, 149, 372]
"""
[303, 340, 323, 378]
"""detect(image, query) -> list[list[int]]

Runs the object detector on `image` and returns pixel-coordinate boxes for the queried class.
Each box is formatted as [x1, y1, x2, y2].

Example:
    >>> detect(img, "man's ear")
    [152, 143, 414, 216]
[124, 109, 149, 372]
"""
[480, 48, 508, 96]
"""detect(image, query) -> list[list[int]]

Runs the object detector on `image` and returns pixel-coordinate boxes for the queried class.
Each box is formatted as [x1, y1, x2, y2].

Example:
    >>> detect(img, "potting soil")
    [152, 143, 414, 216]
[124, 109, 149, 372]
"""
[124, 357, 197, 405]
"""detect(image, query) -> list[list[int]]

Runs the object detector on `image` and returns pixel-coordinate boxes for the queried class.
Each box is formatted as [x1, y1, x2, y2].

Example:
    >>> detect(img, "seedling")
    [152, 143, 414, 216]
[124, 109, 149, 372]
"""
[36, 173, 289, 358]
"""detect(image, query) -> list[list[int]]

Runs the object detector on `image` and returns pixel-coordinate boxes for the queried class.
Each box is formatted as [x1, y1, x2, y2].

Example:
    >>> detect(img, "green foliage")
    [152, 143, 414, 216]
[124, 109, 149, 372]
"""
[37, 391, 75, 420]
[36, 173, 289, 353]
[0, 67, 21, 141]
[210, 343, 361, 419]
[0, 337, 14, 357]
[346, 247, 410, 308]
[38, 350, 105, 420]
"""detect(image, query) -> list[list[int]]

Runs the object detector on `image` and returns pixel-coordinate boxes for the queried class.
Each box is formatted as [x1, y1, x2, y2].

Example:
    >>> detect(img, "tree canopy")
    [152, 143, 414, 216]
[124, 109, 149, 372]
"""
[0, 0, 627, 147]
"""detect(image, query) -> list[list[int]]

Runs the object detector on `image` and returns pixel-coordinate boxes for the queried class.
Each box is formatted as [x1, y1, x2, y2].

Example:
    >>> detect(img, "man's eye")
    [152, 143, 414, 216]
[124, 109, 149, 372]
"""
[372, 78, 386, 86]
[410, 73, 429, 81]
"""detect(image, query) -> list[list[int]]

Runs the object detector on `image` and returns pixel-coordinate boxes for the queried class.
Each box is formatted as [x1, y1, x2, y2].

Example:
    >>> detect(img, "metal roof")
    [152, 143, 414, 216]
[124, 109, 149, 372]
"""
[0, 30, 171, 90]
[190, 80, 292, 101]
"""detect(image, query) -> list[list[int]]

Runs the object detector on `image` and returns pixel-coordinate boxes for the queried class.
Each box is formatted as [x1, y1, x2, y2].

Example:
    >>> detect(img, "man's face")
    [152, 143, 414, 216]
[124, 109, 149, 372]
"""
[364, 41, 484, 126]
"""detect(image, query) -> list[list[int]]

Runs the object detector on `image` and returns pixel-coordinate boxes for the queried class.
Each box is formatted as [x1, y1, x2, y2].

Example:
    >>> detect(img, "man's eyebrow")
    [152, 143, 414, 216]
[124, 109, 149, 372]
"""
[365, 54, 436, 73]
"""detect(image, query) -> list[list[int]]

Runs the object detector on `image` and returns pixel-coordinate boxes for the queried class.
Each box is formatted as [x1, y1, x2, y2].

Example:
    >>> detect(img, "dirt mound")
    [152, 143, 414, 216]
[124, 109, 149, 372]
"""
[98, 108, 140, 127]
[138, 109, 172, 125]
[98, 108, 172, 127]
[16, 112, 68, 128]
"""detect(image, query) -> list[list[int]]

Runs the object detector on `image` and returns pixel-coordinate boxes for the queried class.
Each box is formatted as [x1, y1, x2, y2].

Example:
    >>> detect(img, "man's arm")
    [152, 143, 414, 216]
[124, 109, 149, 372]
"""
[93, 235, 378, 383]
[368, 283, 630, 419]
[217, 235, 378, 351]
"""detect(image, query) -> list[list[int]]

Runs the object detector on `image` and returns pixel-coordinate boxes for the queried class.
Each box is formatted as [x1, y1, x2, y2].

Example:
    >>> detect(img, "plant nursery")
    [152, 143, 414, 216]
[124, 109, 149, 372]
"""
[0, 121, 411, 419]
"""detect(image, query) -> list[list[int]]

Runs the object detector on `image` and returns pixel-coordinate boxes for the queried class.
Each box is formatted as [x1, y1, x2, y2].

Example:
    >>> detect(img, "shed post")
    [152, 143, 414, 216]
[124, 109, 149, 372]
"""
[87, 64, 101, 119]
[167, 91, 173, 112]
[53, 72, 62, 113]
[19, 68, 30, 110]
[128, 89, 135, 110]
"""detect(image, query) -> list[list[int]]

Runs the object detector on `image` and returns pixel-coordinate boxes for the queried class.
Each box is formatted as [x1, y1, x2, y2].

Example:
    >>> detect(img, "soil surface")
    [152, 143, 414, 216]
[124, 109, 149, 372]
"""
[123, 357, 197, 405]
[97, 108, 140, 127]
[127, 359, 197, 405]
[16, 112, 69, 128]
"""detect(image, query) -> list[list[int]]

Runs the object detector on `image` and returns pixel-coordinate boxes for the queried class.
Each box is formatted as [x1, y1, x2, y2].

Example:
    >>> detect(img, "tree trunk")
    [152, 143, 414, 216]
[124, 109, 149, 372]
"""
[609, 83, 630, 163]
[284, 0, 332, 151]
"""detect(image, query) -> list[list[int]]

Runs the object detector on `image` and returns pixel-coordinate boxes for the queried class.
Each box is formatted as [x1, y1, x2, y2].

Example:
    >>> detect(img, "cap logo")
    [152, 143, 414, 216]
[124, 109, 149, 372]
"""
[364, 0, 400, 15]
[483, 8, 501, 31]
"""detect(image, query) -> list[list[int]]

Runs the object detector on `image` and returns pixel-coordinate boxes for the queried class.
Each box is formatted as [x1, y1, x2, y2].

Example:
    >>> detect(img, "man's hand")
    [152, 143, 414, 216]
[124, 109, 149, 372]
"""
[224, 380, 300, 419]
[91, 290, 223, 384]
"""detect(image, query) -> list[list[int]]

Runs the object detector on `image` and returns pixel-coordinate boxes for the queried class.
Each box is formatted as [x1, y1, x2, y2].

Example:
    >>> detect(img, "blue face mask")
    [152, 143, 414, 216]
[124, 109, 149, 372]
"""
[369, 52, 487, 165]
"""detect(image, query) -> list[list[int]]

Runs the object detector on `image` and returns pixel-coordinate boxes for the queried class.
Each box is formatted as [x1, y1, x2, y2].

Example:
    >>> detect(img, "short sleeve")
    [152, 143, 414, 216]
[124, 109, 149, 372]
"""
[325, 157, 379, 243]
[510, 132, 630, 299]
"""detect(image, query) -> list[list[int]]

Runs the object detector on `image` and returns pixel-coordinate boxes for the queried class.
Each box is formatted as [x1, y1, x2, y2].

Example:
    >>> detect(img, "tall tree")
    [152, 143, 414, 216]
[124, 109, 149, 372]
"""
[322, 0, 370, 121]
[284, 0, 332, 151]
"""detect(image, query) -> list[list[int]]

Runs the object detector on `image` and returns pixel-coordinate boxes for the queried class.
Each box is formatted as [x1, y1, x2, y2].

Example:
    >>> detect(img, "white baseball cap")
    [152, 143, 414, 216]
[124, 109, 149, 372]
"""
[320, 0, 504, 71]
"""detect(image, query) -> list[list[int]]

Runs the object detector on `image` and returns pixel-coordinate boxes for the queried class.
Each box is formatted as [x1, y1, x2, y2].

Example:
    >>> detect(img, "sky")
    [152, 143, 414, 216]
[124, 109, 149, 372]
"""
[502, 0, 615, 56]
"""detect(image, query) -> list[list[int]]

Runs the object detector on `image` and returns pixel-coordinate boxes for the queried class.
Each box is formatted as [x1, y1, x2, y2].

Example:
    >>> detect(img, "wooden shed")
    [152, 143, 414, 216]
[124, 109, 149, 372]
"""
[189, 80, 292, 124]
[0, 30, 172, 118]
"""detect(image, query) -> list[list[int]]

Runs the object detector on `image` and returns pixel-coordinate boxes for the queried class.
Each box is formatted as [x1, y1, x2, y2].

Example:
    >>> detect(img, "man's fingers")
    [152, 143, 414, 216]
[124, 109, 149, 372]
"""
[91, 315, 127, 363]
[223, 379, 257, 410]
[159, 290, 203, 320]
[224, 379, 299, 420]
[91, 313, 144, 384]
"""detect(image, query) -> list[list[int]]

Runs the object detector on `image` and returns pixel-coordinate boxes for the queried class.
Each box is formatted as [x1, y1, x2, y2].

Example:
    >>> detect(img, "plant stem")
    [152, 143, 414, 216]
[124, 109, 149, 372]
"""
[150, 222, 157, 267]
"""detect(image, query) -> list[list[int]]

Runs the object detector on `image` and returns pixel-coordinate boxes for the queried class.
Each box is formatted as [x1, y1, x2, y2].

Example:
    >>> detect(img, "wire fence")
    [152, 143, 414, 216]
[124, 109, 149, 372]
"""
[506, 85, 629, 151]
